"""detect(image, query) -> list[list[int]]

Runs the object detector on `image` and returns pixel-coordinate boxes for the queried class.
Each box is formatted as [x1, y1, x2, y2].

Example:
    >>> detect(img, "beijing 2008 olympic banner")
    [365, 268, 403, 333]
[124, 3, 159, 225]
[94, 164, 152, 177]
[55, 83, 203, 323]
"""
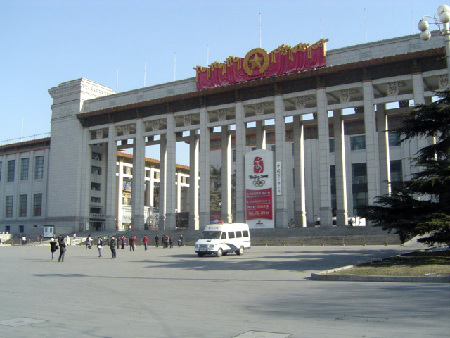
[194, 39, 328, 90]
[245, 149, 274, 229]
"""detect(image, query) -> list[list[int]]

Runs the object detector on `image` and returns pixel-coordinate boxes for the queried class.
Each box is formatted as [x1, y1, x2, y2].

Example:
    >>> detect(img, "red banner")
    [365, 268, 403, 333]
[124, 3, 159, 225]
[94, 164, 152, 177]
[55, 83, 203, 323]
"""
[246, 188, 273, 220]
[195, 39, 328, 90]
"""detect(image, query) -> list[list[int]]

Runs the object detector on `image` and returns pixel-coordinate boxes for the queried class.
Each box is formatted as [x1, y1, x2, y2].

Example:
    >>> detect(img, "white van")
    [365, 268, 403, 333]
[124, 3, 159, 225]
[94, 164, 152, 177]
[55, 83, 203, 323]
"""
[194, 222, 251, 257]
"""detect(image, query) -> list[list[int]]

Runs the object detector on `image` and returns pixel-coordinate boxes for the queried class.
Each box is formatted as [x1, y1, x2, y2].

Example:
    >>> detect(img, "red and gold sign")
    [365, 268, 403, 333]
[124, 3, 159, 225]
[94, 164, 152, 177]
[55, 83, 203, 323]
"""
[194, 39, 328, 90]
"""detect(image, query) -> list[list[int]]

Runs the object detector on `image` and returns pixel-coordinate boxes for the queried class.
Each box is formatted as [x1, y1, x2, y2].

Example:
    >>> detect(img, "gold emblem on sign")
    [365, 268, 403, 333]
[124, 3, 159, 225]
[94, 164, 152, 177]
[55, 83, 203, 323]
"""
[243, 48, 269, 76]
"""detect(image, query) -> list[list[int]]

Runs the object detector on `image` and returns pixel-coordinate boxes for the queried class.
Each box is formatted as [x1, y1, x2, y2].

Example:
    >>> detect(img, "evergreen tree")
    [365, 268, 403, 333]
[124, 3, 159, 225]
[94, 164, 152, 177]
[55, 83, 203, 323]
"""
[360, 90, 450, 246]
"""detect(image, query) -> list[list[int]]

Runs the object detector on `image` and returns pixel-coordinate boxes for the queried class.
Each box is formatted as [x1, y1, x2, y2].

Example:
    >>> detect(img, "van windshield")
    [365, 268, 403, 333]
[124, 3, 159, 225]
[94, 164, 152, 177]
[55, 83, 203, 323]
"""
[201, 231, 221, 239]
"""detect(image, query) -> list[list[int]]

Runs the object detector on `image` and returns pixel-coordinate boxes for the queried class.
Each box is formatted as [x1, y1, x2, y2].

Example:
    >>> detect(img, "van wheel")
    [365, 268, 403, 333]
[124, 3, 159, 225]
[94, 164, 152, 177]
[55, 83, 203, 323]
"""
[197, 252, 205, 257]
[236, 246, 244, 256]
[216, 248, 223, 257]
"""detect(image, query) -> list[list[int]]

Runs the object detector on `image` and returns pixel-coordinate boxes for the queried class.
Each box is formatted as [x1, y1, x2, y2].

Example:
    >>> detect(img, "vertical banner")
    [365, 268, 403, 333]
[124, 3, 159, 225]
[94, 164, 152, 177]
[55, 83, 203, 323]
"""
[276, 161, 282, 195]
[245, 149, 274, 229]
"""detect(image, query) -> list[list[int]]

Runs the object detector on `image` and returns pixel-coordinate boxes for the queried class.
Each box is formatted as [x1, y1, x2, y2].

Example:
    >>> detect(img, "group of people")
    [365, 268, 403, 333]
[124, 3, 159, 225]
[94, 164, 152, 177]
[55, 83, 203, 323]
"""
[50, 236, 67, 262]
[52, 233, 185, 260]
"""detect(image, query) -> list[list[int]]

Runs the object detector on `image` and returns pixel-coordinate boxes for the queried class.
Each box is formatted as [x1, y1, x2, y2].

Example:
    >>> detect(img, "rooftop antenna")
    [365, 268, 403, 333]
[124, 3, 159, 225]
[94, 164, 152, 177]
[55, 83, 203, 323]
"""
[173, 52, 176, 81]
[143, 61, 147, 87]
[320, 18, 323, 39]
[364, 8, 368, 43]
[259, 13, 262, 48]
[116, 69, 119, 92]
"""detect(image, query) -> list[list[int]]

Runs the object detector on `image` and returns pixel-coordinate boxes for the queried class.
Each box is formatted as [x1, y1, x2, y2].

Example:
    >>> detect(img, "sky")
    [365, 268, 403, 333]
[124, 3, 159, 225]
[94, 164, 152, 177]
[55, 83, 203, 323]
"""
[0, 0, 446, 165]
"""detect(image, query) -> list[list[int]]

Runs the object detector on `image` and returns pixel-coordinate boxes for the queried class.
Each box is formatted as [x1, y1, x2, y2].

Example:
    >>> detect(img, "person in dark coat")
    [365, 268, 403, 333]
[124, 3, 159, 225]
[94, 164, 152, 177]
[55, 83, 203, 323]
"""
[58, 237, 66, 262]
[155, 234, 159, 247]
[110, 236, 117, 259]
[50, 238, 58, 260]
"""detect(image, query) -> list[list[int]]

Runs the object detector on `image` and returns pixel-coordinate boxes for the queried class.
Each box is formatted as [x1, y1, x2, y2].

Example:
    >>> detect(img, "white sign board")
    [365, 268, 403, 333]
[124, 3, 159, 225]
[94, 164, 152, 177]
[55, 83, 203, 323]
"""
[245, 149, 274, 229]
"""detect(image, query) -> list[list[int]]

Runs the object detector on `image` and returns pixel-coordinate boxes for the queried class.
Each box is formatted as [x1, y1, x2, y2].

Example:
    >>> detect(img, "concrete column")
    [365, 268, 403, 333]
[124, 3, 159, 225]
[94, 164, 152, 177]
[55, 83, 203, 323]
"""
[189, 130, 199, 230]
[255, 120, 266, 149]
[148, 169, 155, 208]
[376, 104, 391, 196]
[199, 107, 211, 227]
[235, 101, 246, 223]
[333, 110, 348, 226]
[274, 94, 288, 227]
[80, 128, 91, 231]
[363, 81, 380, 206]
[117, 162, 124, 230]
[165, 113, 177, 230]
[221, 125, 232, 223]
[413, 73, 428, 174]
[159, 134, 167, 229]
[317, 88, 332, 226]
[293, 115, 307, 227]
[176, 173, 182, 213]
[105, 124, 117, 230]
[131, 120, 145, 230]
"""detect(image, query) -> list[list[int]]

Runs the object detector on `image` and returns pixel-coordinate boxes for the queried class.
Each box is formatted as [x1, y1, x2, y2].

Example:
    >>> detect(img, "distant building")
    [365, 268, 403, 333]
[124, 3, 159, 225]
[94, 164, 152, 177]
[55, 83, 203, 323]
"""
[0, 31, 447, 235]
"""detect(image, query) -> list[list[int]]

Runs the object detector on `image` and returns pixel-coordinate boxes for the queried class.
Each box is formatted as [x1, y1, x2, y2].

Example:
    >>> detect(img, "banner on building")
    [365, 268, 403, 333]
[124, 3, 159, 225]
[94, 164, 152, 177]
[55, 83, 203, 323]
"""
[195, 39, 328, 90]
[245, 149, 274, 229]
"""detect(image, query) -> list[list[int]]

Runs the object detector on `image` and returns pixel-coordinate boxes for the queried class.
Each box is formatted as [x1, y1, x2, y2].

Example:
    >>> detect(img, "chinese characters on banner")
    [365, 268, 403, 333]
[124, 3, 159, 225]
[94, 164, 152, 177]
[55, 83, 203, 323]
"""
[194, 39, 328, 90]
[245, 150, 274, 229]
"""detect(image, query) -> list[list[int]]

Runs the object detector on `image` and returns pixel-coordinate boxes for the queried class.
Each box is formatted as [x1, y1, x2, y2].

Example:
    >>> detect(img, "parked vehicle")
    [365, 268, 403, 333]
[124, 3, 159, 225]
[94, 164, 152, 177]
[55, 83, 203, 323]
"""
[194, 222, 251, 257]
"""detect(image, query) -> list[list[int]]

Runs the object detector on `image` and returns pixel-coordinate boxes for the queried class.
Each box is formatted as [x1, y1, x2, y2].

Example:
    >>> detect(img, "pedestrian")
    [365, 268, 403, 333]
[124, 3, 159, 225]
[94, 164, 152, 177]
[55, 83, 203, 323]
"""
[110, 236, 117, 259]
[169, 236, 174, 248]
[21, 235, 27, 245]
[117, 235, 120, 249]
[129, 236, 136, 251]
[50, 237, 58, 260]
[143, 235, 149, 251]
[121, 236, 125, 249]
[155, 234, 159, 247]
[58, 237, 66, 262]
[86, 234, 92, 249]
[162, 234, 168, 248]
[97, 237, 103, 257]
[178, 234, 184, 246]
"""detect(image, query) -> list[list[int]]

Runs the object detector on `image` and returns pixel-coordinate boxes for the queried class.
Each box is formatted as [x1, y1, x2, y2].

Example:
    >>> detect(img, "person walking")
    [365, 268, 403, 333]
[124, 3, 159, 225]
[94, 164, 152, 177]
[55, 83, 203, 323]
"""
[169, 236, 174, 248]
[155, 234, 159, 247]
[97, 237, 103, 257]
[86, 234, 92, 249]
[143, 235, 149, 251]
[110, 236, 117, 259]
[50, 237, 58, 260]
[129, 236, 136, 251]
[121, 236, 125, 249]
[58, 237, 66, 262]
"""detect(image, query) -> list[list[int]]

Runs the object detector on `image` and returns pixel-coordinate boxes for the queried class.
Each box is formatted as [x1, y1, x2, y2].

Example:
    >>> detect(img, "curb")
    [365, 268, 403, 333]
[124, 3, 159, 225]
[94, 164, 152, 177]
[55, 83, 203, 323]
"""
[310, 266, 450, 283]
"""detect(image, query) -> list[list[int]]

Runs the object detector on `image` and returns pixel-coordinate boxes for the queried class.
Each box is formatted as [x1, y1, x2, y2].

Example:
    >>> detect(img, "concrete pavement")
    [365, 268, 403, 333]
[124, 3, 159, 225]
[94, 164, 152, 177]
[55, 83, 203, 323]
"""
[0, 243, 448, 337]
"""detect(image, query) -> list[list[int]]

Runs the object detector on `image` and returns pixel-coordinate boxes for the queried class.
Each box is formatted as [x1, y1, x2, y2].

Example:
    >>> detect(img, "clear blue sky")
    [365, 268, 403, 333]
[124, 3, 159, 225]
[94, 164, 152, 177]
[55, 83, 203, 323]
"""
[0, 0, 446, 164]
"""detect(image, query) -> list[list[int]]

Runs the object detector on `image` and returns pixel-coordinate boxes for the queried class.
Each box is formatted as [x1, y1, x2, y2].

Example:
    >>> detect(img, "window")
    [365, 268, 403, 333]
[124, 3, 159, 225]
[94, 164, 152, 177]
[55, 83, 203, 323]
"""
[92, 152, 102, 161]
[33, 194, 42, 216]
[91, 166, 102, 175]
[221, 232, 226, 239]
[236, 231, 242, 238]
[19, 194, 27, 217]
[20, 158, 29, 180]
[91, 196, 101, 203]
[390, 160, 403, 190]
[228, 232, 235, 239]
[352, 163, 367, 184]
[5, 225, 10, 233]
[6, 196, 13, 218]
[389, 131, 401, 147]
[329, 138, 335, 153]
[34, 156, 44, 179]
[243, 230, 249, 237]
[19, 225, 24, 233]
[91, 182, 101, 191]
[350, 135, 366, 150]
[7, 160, 15, 182]
[352, 163, 368, 215]
[232, 149, 236, 162]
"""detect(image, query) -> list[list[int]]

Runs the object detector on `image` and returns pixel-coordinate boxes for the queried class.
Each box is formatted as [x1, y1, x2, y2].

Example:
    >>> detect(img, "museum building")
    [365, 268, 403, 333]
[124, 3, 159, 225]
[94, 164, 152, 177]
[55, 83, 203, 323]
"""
[0, 31, 447, 236]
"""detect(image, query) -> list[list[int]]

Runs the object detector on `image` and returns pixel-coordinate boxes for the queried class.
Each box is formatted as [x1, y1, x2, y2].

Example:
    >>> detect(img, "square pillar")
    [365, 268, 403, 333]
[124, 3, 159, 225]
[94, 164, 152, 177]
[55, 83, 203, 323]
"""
[189, 130, 199, 230]
[199, 107, 211, 227]
[333, 110, 348, 226]
[221, 125, 232, 223]
[293, 115, 307, 227]
[105, 124, 117, 230]
[131, 119, 145, 230]
[235, 101, 246, 223]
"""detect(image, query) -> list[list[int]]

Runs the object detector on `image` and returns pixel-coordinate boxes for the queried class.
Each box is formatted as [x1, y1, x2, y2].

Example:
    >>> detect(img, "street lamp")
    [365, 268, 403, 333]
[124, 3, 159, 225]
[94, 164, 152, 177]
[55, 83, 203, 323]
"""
[418, 5, 450, 79]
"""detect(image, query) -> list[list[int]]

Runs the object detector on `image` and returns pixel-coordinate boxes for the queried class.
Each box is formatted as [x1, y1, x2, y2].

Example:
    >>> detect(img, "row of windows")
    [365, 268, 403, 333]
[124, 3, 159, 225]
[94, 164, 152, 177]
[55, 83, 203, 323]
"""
[3, 193, 43, 218]
[329, 133, 401, 153]
[0, 156, 45, 182]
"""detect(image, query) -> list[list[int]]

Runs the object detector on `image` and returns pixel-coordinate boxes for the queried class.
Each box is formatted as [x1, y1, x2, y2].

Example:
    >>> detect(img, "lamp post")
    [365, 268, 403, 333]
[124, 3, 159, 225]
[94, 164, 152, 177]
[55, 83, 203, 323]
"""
[418, 5, 450, 80]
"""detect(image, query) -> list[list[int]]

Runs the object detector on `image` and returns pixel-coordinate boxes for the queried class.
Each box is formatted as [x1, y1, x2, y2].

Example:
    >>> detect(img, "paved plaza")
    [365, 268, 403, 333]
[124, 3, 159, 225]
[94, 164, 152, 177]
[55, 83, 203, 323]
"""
[0, 243, 448, 338]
